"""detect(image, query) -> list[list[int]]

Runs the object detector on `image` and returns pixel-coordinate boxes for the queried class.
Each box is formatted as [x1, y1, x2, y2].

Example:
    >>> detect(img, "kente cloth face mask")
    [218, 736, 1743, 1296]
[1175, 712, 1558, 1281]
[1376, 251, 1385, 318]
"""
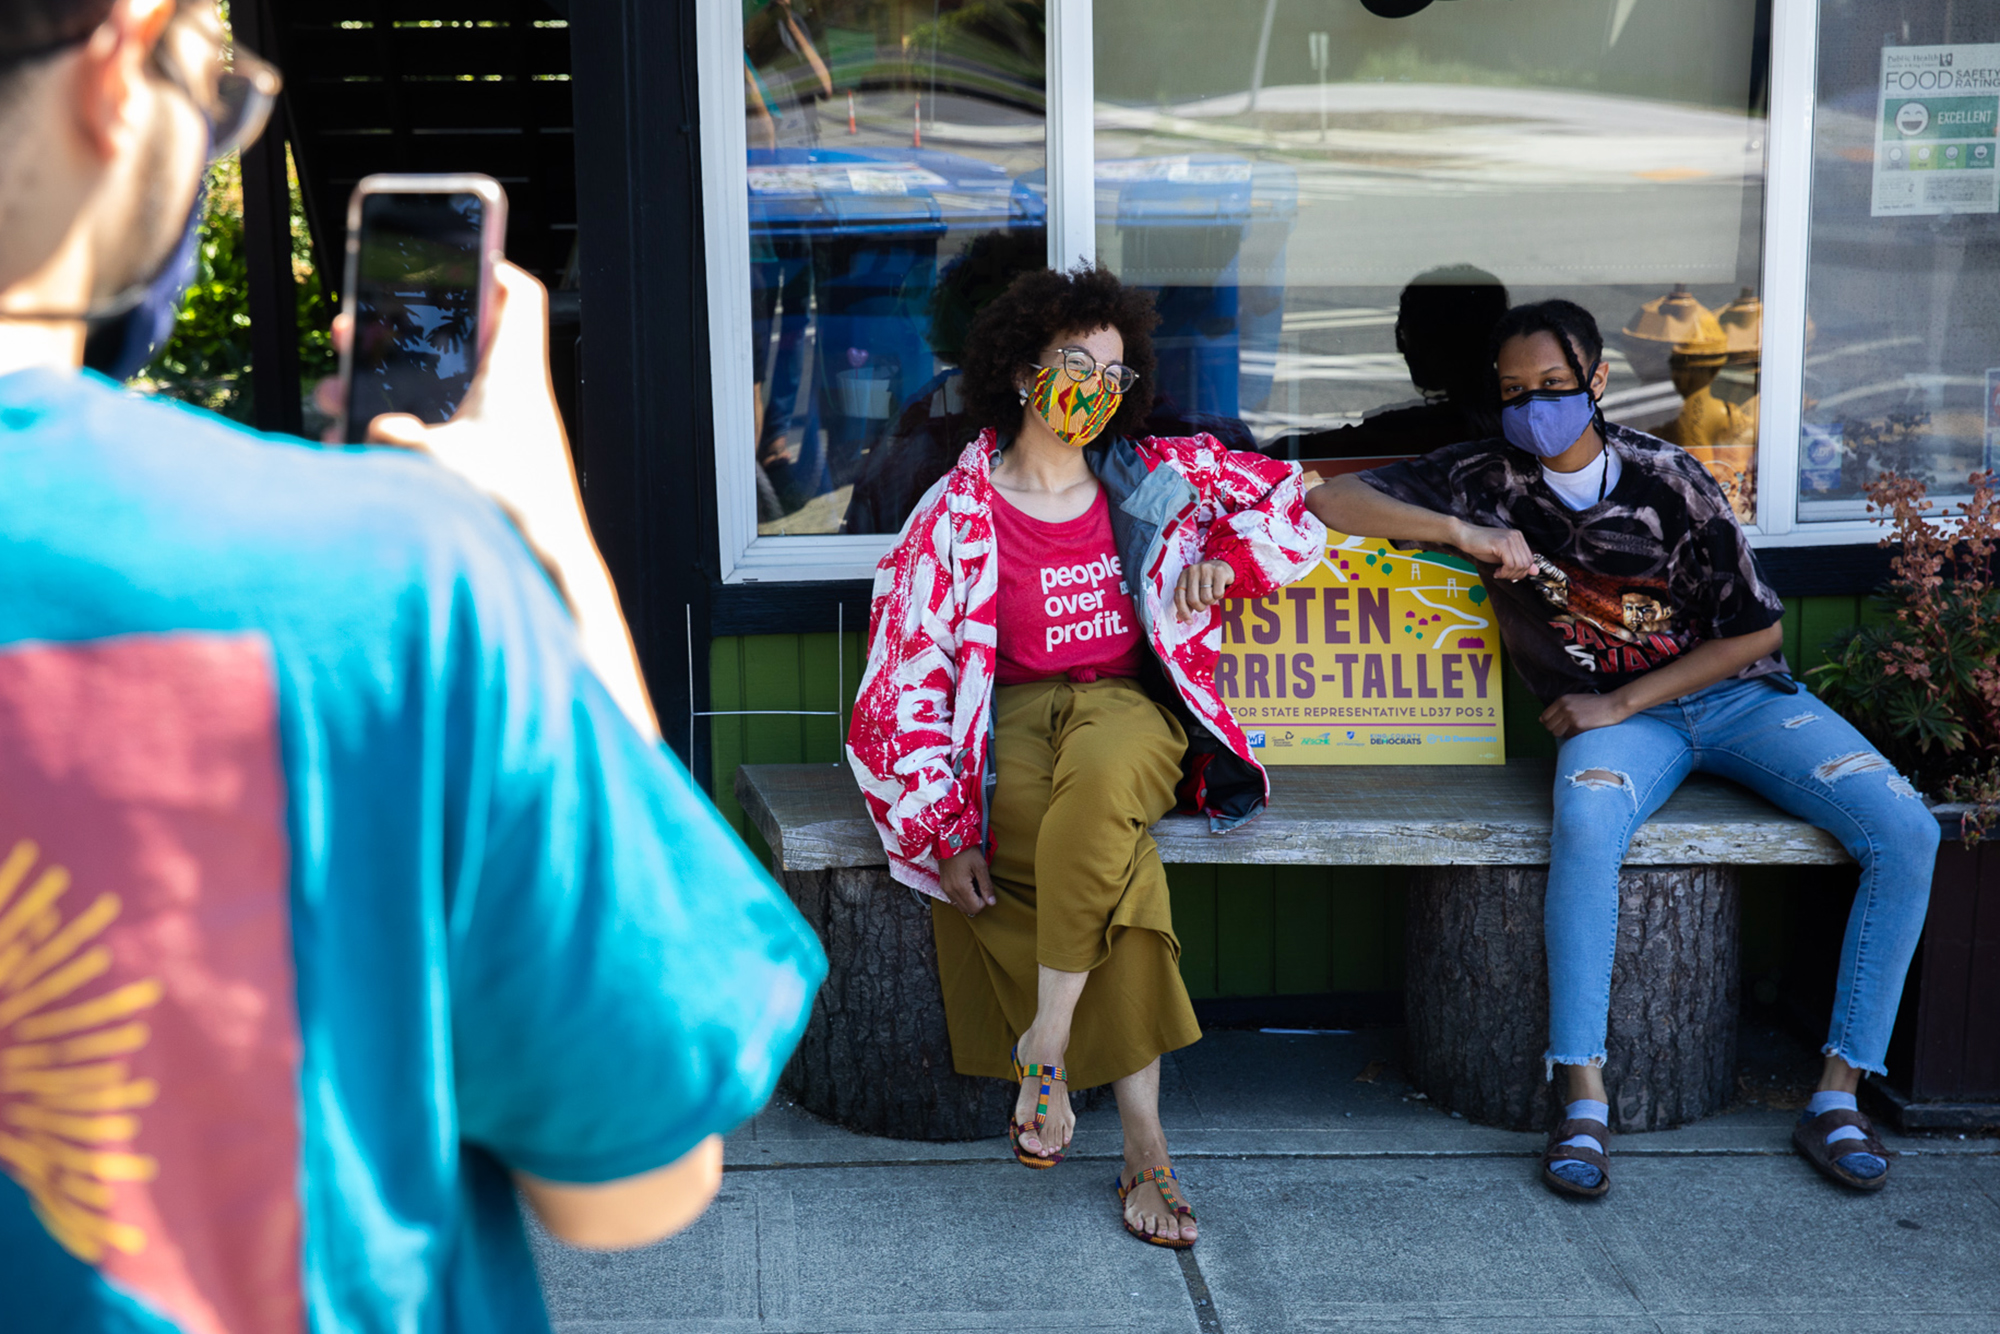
[1027, 364, 1121, 448]
[1500, 375, 1601, 460]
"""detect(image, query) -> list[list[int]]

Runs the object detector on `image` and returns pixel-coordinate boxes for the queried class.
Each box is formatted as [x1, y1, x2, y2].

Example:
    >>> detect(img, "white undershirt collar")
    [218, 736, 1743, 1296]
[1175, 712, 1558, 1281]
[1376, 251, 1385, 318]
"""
[1541, 443, 1621, 512]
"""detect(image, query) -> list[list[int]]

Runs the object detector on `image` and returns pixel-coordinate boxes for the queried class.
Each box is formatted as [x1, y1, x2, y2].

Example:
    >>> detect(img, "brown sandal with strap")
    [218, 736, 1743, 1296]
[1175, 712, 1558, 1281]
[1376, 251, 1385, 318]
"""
[1542, 1112, 1612, 1199]
[1794, 1105, 1892, 1191]
[1117, 1165, 1197, 1249]
[1008, 1044, 1068, 1169]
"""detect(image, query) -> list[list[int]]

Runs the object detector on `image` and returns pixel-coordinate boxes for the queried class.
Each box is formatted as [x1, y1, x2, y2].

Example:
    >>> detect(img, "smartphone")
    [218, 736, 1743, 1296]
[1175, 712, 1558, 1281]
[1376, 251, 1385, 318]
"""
[337, 174, 508, 444]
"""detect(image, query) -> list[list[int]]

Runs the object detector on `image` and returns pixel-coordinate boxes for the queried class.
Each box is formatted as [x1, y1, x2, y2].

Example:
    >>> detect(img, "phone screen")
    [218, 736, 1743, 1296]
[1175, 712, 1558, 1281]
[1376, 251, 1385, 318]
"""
[343, 191, 484, 443]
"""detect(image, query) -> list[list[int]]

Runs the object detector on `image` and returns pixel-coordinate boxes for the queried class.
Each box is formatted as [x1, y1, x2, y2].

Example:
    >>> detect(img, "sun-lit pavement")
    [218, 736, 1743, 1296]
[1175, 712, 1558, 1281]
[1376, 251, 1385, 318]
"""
[531, 1028, 2000, 1333]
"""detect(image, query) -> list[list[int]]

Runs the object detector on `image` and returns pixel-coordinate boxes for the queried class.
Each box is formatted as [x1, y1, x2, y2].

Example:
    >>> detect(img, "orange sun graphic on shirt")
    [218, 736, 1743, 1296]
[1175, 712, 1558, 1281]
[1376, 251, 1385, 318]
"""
[0, 837, 161, 1263]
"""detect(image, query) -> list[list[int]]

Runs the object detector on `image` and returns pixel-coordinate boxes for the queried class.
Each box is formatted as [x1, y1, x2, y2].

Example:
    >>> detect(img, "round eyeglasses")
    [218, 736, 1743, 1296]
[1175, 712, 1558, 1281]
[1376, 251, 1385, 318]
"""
[152, 4, 282, 160]
[1045, 348, 1139, 394]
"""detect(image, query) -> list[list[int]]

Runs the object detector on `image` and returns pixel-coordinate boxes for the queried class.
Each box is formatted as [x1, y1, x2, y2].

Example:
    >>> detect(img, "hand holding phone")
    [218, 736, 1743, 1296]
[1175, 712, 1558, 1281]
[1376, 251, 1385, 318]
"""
[347, 257, 658, 740]
[337, 174, 508, 444]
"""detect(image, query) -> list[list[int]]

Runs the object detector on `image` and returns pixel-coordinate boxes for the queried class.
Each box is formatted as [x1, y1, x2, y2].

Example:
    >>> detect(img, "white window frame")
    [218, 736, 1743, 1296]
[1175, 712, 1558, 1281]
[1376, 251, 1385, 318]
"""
[1752, 0, 1914, 548]
[700, 0, 1888, 584]
[697, 0, 884, 583]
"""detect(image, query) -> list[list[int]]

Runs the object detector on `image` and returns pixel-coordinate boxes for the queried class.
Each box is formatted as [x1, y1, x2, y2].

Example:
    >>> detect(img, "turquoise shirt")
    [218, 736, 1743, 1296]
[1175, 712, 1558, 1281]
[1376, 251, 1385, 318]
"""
[0, 369, 824, 1332]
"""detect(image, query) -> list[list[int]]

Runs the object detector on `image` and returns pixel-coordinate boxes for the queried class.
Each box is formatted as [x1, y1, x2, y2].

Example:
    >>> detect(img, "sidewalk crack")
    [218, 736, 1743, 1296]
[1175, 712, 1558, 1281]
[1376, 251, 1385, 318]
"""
[1176, 1247, 1225, 1334]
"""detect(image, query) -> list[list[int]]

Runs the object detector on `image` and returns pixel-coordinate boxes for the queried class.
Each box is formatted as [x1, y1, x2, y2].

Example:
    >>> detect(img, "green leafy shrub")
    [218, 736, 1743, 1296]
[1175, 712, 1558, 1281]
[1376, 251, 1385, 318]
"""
[133, 153, 336, 426]
[1811, 469, 2000, 837]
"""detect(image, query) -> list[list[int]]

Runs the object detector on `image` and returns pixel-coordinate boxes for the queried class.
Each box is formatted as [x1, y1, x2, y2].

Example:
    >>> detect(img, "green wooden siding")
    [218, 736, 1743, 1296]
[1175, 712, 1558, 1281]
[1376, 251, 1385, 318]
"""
[1169, 863, 1407, 1000]
[709, 594, 1876, 998]
[707, 630, 866, 866]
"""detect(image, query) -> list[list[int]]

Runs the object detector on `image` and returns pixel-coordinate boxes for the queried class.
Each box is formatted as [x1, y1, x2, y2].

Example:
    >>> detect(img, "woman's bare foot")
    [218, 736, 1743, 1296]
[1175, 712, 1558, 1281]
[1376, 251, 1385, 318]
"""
[1012, 1024, 1073, 1158]
[1120, 1144, 1196, 1245]
[1110, 1058, 1194, 1244]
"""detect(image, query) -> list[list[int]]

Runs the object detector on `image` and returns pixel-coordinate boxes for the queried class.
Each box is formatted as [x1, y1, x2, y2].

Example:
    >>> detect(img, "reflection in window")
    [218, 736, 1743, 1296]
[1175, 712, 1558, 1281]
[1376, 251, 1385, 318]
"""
[744, 0, 1045, 536]
[1092, 0, 1770, 519]
[1798, 3, 2000, 521]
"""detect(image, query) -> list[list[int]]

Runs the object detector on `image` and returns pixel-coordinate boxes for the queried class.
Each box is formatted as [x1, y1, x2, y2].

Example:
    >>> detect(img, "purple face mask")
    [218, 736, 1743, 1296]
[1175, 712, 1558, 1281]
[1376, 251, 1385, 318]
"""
[1500, 376, 1601, 460]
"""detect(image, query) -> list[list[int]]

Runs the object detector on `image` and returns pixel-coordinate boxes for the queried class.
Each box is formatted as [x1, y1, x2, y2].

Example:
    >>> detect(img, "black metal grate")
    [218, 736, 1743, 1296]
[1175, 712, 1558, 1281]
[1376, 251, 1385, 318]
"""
[269, 0, 576, 286]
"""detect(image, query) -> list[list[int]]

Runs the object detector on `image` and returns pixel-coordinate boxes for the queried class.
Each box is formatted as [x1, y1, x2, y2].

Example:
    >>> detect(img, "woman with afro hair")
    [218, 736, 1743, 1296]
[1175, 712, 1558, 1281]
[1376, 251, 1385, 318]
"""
[847, 265, 1325, 1248]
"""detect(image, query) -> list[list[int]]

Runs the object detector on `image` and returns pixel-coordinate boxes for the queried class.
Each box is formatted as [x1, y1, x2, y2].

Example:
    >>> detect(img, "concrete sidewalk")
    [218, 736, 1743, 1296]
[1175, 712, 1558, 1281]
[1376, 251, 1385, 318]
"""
[530, 1027, 2000, 1333]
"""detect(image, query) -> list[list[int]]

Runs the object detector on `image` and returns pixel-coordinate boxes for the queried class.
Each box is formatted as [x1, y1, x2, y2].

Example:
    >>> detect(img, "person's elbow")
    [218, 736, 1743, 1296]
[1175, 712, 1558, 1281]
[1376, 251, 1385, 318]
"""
[1745, 622, 1785, 657]
[1719, 621, 1784, 668]
[516, 1134, 725, 1252]
[1303, 472, 1366, 528]
[1309, 471, 1368, 503]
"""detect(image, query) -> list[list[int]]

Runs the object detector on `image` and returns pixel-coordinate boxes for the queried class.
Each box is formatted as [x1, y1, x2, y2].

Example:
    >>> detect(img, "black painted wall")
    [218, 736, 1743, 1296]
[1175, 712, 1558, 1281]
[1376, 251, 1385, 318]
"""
[569, 0, 717, 773]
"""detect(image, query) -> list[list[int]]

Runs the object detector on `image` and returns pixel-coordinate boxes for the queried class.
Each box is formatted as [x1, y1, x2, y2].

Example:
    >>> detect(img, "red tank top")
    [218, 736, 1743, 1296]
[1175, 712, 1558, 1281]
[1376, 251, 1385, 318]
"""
[992, 487, 1146, 686]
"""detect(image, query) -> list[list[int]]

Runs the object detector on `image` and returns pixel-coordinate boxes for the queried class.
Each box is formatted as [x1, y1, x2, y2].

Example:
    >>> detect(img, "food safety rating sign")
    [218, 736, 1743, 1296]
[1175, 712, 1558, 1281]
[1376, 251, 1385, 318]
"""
[1873, 43, 2000, 218]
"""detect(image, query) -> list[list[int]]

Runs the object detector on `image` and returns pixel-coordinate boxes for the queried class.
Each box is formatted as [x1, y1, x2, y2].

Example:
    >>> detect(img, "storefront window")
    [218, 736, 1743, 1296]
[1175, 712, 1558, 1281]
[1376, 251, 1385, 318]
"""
[1092, 0, 1771, 523]
[743, 0, 1045, 537]
[1797, 2, 2000, 522]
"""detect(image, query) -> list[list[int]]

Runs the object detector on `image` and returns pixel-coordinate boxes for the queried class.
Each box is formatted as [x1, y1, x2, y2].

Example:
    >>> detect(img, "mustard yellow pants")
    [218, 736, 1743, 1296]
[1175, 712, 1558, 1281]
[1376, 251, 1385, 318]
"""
[931, 677, 1202, 1088]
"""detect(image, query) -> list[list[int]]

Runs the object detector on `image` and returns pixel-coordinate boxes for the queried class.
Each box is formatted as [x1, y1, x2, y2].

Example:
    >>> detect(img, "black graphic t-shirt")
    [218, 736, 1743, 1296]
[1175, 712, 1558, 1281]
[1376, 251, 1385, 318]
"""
[1360, 424, 1788, 705]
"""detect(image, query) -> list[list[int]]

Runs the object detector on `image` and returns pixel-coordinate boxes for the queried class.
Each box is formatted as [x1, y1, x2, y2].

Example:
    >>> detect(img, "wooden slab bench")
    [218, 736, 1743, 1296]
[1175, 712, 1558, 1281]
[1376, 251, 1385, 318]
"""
[739, 761, 1852, 1140]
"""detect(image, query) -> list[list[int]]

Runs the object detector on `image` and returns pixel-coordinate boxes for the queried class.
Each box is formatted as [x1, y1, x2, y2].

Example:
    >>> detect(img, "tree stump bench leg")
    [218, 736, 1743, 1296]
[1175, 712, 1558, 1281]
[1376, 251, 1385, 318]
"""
[776, 867, 1015, 1141]
[1404, 864, 1741, 1133]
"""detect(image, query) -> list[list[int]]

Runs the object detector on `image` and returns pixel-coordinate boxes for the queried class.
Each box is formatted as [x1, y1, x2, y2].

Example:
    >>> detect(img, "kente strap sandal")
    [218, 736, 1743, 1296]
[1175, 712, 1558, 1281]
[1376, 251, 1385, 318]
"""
[1008, 1044, 1067, 1169]
[1541, 1112, 1613, 1199]
[1793, 1104, 1893, 1191]
[1117, 1165, 1197, 1250]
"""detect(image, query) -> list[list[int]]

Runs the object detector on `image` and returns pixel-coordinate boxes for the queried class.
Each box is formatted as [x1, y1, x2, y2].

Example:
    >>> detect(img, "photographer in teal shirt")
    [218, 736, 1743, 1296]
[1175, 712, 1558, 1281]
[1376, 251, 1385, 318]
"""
[0, 3, 824, 1330]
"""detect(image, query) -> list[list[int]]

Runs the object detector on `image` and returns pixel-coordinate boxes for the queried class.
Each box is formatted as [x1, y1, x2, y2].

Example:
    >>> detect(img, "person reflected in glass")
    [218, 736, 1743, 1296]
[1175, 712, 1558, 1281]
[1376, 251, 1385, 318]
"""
[748, 231, 820, 522]
[743, 0, 830, 147]
[841, 228, 1046, 535]
[1307, 299, 1937, 1199]
[847, 266, 1325, 1247]
[745, 0, 834, 520]
[1271, 263, 1509, 463]
[842, 227, 1264, 537]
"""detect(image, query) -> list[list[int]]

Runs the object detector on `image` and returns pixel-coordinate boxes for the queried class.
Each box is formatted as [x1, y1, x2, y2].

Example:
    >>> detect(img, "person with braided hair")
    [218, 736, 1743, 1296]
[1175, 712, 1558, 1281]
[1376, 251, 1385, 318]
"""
[1307, 299, 1937, 1200]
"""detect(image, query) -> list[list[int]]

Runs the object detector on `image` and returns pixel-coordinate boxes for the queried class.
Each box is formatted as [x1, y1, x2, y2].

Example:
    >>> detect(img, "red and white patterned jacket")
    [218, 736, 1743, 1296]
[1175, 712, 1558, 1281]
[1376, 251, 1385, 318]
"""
[846, 429, 1325, 898]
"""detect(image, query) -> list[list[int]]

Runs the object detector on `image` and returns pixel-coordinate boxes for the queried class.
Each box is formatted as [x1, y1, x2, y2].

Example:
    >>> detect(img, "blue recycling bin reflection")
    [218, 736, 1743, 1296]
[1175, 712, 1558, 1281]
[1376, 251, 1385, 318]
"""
[1017, 156, 1298, 421]
[748, 148, 1294, 527]
[1117, 156, 1298, 420]
[748, 147, 1027, 522]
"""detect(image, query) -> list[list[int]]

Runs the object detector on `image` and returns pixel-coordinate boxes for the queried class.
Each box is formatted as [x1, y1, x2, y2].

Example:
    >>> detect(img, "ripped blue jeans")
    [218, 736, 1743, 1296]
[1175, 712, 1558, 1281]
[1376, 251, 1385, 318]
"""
[1547, 675, 1939, 1077]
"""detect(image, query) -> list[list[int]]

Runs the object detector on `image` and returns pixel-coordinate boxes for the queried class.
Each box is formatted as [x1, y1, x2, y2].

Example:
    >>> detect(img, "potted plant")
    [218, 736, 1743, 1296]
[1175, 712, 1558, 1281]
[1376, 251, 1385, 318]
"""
[1811, 469, 1999, 1125]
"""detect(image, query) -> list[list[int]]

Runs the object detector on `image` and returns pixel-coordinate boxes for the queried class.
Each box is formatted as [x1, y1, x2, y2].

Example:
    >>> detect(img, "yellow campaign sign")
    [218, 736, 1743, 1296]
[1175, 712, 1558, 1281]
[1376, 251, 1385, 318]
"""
[1215, 533, 1505, 765]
